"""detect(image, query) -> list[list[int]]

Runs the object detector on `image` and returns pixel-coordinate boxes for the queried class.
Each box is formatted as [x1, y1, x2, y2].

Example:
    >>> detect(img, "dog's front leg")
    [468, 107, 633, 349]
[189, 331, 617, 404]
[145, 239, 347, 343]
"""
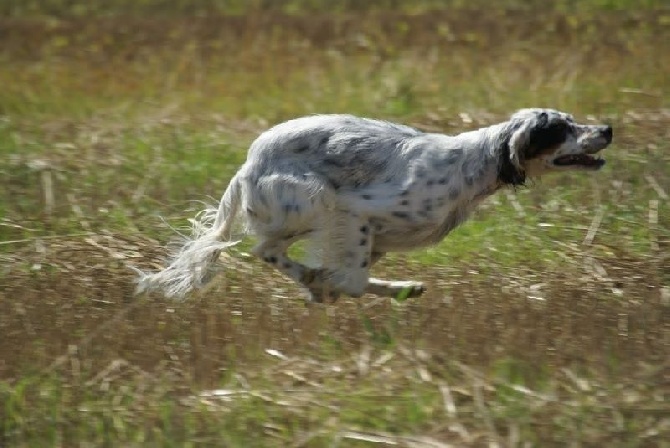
[365, 278, 426, 298]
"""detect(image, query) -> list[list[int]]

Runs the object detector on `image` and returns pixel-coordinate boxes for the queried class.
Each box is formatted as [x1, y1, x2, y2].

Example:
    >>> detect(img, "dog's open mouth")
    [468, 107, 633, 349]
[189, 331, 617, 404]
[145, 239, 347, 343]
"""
[553, 154, 605, 169]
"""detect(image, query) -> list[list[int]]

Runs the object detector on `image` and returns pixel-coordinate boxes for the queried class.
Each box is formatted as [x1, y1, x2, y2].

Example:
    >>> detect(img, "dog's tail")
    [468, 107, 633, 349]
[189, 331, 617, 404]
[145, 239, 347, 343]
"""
[135, 173, 244, 299]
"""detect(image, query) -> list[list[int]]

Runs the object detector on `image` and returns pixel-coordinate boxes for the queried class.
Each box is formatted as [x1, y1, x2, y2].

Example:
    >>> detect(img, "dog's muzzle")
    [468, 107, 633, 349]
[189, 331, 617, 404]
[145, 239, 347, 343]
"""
[554, 125, 612, 169]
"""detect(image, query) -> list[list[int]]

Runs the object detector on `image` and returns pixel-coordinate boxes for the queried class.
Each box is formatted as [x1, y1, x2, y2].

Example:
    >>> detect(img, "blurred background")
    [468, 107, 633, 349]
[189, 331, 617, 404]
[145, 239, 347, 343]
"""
[1, 1, 668, 446]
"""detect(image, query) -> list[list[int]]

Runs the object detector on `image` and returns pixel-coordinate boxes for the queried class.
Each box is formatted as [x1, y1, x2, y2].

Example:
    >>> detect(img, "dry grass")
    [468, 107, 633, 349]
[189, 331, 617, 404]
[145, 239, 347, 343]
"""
[2, 231, 668, 445]
[1, 4, 669, 446]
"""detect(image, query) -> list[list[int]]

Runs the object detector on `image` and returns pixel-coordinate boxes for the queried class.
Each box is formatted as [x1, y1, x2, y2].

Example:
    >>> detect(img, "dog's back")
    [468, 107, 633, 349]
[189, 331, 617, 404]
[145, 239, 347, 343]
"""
[245, 115, 423, 190]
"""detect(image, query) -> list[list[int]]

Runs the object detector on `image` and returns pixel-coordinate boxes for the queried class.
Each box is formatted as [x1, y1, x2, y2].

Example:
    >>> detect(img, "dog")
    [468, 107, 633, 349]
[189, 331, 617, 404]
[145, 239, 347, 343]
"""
[136, 108, 612, 302]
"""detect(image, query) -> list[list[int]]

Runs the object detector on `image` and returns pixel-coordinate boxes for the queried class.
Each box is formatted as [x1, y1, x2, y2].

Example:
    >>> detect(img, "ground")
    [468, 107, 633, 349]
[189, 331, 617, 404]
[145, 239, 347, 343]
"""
[1, 2, 669, 446]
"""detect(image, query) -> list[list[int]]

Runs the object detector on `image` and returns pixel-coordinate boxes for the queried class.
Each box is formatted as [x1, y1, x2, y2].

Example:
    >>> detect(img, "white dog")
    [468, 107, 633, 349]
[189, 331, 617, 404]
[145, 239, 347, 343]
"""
[136, 108, 612, 302]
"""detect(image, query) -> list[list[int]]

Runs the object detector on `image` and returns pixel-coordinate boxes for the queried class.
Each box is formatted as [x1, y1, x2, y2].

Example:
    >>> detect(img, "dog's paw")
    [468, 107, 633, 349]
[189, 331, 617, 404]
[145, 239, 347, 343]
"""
[407, 282, 426, 297]
[393, 281, 426, 301]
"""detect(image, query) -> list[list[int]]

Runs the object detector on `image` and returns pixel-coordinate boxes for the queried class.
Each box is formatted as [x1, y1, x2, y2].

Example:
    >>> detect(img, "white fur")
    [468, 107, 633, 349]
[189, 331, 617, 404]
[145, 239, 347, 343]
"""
[137, 108, 612, 302]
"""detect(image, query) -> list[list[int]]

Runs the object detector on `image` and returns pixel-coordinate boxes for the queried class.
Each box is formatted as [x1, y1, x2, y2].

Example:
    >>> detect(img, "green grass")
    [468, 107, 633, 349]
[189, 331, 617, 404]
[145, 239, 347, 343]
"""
[1, 2, 669, 446]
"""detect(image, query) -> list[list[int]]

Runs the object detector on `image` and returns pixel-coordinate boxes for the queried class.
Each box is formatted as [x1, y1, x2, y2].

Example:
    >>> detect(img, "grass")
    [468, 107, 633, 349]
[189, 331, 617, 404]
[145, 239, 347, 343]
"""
[1, 2, 669, 446]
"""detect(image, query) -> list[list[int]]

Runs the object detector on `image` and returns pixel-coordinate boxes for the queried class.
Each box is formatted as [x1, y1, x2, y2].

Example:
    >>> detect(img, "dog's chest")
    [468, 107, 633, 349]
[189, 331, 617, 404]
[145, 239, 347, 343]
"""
[369, 186, 481, 251]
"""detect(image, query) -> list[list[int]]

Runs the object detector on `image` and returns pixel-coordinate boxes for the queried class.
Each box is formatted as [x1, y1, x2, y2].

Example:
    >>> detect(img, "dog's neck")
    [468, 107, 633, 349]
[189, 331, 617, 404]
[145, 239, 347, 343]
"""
[481, 121, 527, 188]
[441, 122, 525, 208]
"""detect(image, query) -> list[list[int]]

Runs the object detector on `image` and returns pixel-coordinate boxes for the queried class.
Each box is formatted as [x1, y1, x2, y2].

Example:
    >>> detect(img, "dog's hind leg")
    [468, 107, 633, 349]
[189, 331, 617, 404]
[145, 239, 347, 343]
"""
[311, 211, 375, 299]
[251, 237, 340, 303]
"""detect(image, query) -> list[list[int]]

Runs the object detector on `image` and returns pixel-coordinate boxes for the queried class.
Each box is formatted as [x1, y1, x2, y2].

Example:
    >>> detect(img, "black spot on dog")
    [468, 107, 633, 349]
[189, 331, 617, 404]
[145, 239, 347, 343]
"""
[400, 199, 410, 206]
[282, 203, 301, 213]
[438, 148, 463, 166]
[362, 194, 373, 200]
[361, 260, 369, 268]
[360, 238, 367, 246]
[528, 114, 570, 157]
[438, 177, 447, 185]
[322, 157, 346, 168]
[360, 225, 369, 234]
[392, 211, 412, 220]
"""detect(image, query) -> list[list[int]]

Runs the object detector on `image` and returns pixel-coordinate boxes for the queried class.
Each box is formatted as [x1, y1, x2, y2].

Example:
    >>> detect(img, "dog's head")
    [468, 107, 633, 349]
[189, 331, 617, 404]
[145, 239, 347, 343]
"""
[500, 108, 612, 185]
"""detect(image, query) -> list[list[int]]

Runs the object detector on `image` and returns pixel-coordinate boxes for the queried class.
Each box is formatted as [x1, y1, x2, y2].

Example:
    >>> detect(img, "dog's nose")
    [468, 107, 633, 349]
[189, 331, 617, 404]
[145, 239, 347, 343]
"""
[602, 125, 613, 144]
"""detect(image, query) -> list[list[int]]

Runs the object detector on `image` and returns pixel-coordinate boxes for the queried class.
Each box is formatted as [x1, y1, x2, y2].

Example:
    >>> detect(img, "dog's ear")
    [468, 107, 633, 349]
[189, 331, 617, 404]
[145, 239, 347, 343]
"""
[498, 112, 547, 186]
[508, 112, 548, 171]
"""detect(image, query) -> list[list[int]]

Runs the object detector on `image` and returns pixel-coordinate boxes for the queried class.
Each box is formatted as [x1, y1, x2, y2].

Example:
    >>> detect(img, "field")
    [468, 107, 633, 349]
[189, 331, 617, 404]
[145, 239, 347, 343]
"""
[1, 1, 669, 446]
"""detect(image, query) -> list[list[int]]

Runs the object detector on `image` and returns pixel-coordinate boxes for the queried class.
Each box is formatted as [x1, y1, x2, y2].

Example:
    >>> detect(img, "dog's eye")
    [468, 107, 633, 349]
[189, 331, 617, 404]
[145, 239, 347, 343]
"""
[554, 120, 569, 130]
[529, 121, 570, 154]
[548, 121, 571, 138]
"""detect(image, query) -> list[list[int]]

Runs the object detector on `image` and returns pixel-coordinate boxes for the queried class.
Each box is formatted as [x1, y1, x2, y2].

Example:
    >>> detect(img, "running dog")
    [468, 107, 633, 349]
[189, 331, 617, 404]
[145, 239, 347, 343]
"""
[136, 108, 612, 302]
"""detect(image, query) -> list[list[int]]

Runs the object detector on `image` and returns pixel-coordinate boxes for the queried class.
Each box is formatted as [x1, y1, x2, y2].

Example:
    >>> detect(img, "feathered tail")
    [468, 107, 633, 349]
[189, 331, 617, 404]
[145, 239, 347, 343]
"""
[135, 173, 243, 299]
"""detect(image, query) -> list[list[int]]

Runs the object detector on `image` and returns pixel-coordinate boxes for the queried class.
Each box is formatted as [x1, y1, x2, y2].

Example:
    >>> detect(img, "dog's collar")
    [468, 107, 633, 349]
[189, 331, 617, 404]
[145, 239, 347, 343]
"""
[498, 142, 526, 186]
